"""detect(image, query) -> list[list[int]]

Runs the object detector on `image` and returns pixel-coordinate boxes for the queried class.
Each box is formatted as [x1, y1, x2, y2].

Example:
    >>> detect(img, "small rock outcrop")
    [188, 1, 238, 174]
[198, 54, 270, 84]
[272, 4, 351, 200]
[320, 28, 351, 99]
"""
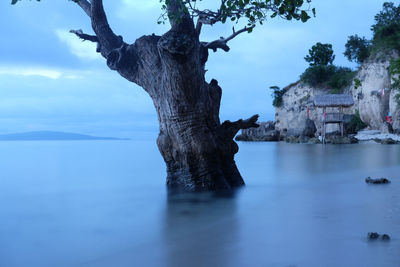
[365, 177, 391, 184]
[324, 135, 358, 144]
[236, 121, 280, 141]
[368, 232, 391, 241]
[380, 138, 398, 144]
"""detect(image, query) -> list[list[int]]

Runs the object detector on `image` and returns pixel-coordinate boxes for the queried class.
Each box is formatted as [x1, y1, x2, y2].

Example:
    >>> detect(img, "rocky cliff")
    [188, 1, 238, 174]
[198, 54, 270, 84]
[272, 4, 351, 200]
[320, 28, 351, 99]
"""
[275, 53, 399, 136]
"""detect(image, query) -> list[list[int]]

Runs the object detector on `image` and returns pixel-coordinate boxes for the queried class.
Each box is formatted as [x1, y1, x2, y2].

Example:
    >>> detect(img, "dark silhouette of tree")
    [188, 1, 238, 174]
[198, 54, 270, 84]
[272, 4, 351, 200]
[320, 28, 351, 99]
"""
[304, 42, 335, 66]
[344, 35, 371, 64]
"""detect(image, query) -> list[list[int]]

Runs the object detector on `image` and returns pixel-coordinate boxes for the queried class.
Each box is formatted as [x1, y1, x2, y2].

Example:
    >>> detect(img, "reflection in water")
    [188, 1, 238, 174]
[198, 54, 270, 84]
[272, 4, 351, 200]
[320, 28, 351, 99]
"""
[274, 143, 400, 177]
[0, 141, 399, 266]
[163, 192, 239, 267]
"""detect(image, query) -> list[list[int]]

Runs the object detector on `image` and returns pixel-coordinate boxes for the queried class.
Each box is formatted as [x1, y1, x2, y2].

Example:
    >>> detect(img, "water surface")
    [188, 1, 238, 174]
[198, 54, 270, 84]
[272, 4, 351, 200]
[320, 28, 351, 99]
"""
[0, 141, 399, 267]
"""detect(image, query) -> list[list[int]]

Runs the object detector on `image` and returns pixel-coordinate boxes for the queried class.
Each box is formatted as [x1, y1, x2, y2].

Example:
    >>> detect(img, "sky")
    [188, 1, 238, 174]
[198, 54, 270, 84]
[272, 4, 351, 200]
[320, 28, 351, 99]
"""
[0, 0, 393, 138]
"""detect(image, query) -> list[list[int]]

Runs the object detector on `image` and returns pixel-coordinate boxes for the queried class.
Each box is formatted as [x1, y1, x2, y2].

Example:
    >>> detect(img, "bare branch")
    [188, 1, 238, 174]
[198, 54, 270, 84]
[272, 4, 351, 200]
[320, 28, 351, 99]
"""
[70, 29, 101, 52]
[203, 26, 252, 52]
[220, 114, 260, 140]
[91, 0, 124, 55]
[69, 29, 98, 43]
[75, 0, 91, 17]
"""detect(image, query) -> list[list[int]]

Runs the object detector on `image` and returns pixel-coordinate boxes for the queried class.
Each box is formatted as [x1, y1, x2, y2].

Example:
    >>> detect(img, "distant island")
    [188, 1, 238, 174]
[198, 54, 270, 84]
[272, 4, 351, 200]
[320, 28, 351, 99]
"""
[0, 131, 128, 141]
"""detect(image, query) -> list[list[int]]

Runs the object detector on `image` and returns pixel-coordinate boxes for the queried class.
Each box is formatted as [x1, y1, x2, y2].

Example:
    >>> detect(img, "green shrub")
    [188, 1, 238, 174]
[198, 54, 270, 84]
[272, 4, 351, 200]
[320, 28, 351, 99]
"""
[354, 78, 362, 89]
[300, 65, 355, 92]
[390, 58, 400, 89]
[371, 2, 400, 52]
[270, 86, 285, 107]
[328, 67, 356, 91]
[300, 65, 337, 87]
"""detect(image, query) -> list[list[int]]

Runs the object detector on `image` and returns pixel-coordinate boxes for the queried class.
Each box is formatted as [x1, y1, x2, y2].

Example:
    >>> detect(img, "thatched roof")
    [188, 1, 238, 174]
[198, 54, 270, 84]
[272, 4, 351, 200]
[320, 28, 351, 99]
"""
[314, 94, 354, 107]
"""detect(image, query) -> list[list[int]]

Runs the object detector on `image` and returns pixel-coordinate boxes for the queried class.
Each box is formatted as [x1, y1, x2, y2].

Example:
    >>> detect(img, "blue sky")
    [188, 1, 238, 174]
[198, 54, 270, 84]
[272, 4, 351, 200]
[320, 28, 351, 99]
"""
[0, 0, 391, 137]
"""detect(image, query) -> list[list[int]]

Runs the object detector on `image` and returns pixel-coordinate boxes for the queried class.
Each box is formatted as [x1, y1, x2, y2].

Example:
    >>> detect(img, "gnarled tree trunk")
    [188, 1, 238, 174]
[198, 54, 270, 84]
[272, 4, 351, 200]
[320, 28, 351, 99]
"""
[72, 0, 259, 192]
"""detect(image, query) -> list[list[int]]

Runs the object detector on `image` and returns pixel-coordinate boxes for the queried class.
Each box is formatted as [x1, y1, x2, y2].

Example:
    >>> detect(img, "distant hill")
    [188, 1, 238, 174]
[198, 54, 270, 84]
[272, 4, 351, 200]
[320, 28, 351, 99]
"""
[0, 131, 127, 141]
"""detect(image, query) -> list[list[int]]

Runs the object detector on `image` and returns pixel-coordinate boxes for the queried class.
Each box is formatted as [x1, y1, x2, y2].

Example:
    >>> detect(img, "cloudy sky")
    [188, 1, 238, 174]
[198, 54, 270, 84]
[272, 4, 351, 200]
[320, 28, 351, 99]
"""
[0, 0, 391, 137]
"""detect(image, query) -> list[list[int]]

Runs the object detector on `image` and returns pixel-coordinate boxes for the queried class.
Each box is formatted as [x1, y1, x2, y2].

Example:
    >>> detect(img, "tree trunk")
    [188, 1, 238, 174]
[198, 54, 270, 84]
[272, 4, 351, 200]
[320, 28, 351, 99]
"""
[153, 28, 251, 192]
[77, 0, 259, 192]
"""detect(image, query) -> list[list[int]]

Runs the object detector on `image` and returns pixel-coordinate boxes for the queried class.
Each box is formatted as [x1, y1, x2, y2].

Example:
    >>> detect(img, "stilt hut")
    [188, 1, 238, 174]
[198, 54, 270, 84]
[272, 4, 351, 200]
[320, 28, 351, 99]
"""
[314, 94, 354, 140]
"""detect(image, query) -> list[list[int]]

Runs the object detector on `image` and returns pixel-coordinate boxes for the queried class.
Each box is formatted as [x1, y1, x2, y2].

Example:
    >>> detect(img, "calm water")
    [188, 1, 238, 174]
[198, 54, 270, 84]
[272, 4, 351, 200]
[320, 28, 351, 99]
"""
[0, 140, 399, 267]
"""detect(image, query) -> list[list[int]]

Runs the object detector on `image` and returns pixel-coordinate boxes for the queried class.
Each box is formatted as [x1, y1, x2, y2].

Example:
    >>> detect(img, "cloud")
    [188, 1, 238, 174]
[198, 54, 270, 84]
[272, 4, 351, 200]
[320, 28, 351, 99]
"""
[120, 0, 159, 11]
[56, 29, 101, 61]
[0, 66, 62, 79]
[116, 0, 161, 21]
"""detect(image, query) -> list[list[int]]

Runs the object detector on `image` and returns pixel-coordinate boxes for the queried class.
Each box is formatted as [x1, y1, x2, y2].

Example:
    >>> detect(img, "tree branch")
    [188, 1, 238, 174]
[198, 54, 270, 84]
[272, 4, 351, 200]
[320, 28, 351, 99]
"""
[220, 114, 259, 140]
[91, 0, 124, 55]
[69, 29, 98, 42]
[203, 26, 251, 52]
[69, 29, 101, 52]
[75, 0, 91, 17]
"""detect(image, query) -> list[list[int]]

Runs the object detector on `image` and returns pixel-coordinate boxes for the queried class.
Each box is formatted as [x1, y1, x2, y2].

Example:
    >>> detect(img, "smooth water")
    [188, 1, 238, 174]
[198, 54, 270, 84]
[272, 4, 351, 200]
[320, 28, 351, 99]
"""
[0, 140, 399, 267]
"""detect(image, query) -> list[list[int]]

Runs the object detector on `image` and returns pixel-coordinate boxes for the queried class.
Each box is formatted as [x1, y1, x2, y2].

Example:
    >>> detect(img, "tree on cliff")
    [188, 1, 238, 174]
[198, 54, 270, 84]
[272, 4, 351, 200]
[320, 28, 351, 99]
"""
[344, 35, 371, 64]
[304, 42, 335, 66]
[12, 0, 314, 191]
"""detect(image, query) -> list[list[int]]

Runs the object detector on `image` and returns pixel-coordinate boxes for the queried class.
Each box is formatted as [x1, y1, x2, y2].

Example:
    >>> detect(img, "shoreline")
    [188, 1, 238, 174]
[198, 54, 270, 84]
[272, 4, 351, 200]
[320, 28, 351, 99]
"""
[237, 130, 400, 144]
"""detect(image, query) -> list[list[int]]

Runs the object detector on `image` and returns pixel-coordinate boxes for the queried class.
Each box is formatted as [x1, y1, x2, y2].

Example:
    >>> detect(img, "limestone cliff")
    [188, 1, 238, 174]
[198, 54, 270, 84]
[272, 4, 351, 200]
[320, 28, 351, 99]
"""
[275, 53, 399, 136]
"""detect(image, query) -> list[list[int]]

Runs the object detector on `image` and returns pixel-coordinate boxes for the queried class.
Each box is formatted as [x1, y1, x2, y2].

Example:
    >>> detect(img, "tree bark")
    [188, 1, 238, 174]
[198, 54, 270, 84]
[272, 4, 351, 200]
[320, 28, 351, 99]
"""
[74, 0, 259, 192]
[151, 18, 258, 192]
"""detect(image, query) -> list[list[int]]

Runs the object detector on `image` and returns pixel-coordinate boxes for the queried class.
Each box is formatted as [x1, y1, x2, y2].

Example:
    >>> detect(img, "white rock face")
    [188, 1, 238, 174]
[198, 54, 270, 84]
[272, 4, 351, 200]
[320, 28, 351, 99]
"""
[275, 82, 351, 136]
[276, 54, 400, 135]
[350, 58, 392, 129]
[390, 76, 400, 131]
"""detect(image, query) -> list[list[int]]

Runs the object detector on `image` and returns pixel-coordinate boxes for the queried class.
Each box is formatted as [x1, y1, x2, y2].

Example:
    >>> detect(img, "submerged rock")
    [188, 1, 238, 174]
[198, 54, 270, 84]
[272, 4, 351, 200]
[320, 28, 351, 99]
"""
[324, 135, 359, 144]
[367, 232, 391, 241]
[380, 138, 398, 144]
[365, 177, 391, 184]
[368, 232, 380, 240]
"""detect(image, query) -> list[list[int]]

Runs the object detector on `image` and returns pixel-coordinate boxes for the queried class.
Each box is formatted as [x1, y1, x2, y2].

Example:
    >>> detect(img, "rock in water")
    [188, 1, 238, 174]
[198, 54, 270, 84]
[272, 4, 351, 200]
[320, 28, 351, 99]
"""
[365, 177, 391, 184]
[368, 232, 380, 240]
[367, 232, 391, 241]
[380, 138, 397, 144]
[236, 121, 280, 141]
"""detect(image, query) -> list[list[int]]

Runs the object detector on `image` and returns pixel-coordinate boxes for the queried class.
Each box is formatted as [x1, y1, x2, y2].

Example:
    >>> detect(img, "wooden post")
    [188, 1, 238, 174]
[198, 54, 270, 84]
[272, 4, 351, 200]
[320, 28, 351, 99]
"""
[322, 107, 326, 144]
[340, 106, 344, 136]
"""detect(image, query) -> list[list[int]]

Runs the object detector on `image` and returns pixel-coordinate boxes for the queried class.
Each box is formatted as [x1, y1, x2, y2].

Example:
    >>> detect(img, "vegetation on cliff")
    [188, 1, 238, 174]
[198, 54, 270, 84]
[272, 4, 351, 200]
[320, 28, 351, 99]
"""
[299, 2, 400, 96]
[300, 43, 355, 93]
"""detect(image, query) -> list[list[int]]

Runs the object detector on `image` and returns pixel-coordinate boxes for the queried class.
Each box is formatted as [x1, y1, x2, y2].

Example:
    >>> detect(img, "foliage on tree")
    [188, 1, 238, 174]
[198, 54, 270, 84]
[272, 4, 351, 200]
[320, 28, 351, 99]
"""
[300, 64, 355, 93]
[354, 78, 362, 89]
[300, 42, 353, 92]
[371, 2, 400, 52]
[344, 35, 371, 64]
[269, 86, 285, 107]
[390, 58, 400, 106]
[327, 67, 355, 93]
[304, 42, 335, 66]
